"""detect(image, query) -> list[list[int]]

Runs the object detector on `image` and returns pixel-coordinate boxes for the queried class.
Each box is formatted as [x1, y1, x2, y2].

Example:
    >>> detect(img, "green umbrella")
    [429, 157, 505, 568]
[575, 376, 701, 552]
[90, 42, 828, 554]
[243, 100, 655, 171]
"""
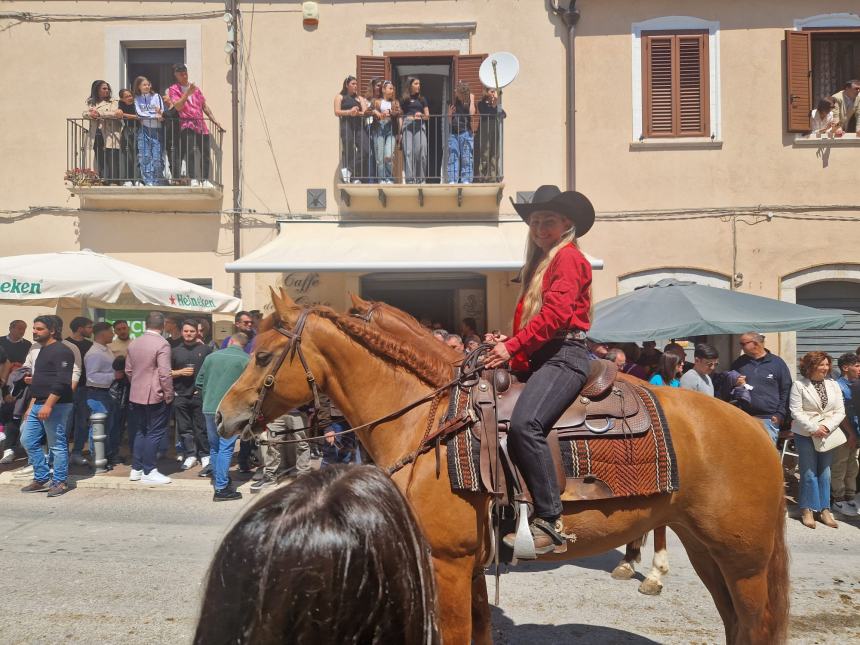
[589, 279, 847, 343]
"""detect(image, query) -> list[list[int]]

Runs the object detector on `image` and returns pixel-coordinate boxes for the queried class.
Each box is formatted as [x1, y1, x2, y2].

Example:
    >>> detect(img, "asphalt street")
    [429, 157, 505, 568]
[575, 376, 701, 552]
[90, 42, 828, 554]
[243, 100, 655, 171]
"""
[1, 485, 859, 644]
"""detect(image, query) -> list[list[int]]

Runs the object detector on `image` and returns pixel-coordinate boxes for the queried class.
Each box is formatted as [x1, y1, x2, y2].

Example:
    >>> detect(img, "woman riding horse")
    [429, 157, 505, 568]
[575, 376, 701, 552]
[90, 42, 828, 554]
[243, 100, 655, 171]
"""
[484, 184, 596, 555]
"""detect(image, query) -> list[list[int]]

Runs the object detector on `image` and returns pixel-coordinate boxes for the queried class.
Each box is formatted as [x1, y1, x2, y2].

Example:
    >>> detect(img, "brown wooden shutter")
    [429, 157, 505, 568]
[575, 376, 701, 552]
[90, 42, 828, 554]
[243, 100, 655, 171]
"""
[455, 54, 487, 131]
[642, 32, 708, 137]
[677, 34, 708, 136]
[356, 55, 389, 98]
[785, 30, 812, 133]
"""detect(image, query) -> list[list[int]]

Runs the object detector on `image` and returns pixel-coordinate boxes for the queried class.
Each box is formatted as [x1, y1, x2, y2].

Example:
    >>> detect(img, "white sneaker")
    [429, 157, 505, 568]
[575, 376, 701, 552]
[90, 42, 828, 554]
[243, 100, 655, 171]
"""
[129, 469, 143, 482]
[141, 470, 172, 485]
[202, 180, 214, 188]
[832, 500, 852, 516]
[123, 181, 133, 187]
[200, 456, 210, 469]
[846, 500, 860, 515]
[1, 448, 14, 464]
[176, 454, 185, 462]
[190, 179, 200, 187]
[181, 455, 198, 471]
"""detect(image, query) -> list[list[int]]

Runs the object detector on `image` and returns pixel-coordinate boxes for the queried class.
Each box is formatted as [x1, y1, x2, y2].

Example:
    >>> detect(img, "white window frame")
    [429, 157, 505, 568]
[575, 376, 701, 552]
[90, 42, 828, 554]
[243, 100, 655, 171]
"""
[631, 16, 721, 146]
[104, 25, 202, 93]
[791, 13, 860, 146]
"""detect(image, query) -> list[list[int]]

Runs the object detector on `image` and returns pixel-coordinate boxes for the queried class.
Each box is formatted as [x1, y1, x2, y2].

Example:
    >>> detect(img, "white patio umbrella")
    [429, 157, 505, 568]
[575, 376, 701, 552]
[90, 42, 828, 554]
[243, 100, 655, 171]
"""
[0, 249, 241, 314]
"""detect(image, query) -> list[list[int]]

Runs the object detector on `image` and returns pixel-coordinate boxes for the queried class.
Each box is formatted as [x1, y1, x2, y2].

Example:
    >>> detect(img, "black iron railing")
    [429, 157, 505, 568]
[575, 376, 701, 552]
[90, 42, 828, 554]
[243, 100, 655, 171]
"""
[66, 117, 223, 187]
[338, 112, 505, 184]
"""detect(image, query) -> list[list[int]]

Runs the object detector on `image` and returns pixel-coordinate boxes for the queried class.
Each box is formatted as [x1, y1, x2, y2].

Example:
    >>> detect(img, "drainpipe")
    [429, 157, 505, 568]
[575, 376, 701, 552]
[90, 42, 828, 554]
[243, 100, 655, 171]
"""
[549, 1, 581, 190]
[228, 0, 242, 298]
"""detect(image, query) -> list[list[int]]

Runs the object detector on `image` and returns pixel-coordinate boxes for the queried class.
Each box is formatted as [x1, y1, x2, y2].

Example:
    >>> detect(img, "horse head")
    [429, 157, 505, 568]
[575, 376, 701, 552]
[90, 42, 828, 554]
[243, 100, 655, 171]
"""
[217, 287, 326, 439]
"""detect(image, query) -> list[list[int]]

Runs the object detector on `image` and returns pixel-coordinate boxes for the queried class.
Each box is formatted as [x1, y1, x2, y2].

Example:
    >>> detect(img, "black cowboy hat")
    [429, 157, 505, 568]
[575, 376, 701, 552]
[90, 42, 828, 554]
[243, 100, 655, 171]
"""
[510, 185, 595, 237]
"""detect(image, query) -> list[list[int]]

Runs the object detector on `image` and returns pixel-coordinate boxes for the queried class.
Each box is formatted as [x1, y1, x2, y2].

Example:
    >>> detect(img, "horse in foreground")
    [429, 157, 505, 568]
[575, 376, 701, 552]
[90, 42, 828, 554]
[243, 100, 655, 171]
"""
[217, 292, 789, 644]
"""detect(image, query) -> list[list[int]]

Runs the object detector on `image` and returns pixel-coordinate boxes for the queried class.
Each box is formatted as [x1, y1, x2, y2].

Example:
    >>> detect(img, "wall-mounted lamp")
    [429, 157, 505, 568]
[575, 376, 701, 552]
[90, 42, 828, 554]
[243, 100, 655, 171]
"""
[303, 2, 319, 27]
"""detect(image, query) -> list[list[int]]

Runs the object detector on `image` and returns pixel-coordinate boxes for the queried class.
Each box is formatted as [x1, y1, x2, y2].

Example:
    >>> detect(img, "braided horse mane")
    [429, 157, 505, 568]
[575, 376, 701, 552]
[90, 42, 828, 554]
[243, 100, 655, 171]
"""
[270, 290, 454, 389]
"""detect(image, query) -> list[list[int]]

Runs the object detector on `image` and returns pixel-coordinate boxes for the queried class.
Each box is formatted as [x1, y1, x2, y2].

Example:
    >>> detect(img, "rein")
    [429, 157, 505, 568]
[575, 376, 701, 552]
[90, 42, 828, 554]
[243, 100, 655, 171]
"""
[244, 306, 487, 477]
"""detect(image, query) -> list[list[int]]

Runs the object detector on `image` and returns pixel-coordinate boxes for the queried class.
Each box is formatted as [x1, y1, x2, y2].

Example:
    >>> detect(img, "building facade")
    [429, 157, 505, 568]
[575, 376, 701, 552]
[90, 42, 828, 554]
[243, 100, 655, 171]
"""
[0, 1, 858, 367]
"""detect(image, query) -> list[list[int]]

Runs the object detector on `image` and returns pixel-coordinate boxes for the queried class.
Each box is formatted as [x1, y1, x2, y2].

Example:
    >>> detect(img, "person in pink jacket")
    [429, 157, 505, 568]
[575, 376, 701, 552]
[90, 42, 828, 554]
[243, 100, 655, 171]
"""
[125, 312, 174, 485]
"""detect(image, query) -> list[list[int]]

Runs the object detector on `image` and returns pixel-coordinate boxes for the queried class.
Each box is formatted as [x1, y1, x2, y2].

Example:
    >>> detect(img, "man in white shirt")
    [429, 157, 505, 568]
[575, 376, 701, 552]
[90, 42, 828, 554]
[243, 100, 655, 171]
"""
[108, 319, 132, 357]
[84, 323, 117, 467]
[680, 343, 718, 396]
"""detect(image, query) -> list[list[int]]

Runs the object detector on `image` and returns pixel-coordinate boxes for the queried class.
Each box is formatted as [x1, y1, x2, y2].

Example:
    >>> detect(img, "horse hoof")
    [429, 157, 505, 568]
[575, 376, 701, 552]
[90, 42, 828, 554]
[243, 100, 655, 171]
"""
[611, 562, 636, 580]
[638, 577, 663, 595]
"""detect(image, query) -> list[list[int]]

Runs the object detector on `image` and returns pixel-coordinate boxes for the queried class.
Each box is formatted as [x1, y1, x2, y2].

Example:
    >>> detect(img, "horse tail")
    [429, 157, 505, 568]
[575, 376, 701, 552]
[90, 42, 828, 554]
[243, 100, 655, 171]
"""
[764, 496, 790, 643]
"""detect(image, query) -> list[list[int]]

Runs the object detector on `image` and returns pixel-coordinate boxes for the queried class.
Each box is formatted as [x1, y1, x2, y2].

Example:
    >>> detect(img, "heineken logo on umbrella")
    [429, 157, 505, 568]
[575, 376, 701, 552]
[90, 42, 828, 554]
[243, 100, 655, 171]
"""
[170, 293, 216, 310]
[0, 278, 42, 294]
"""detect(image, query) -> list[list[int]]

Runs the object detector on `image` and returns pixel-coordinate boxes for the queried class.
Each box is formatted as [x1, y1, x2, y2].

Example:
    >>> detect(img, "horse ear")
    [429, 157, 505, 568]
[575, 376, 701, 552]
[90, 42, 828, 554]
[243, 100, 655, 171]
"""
[278, 287, 297, 307]
[349, 292, 370, 310]
[269, 287, 284, 322]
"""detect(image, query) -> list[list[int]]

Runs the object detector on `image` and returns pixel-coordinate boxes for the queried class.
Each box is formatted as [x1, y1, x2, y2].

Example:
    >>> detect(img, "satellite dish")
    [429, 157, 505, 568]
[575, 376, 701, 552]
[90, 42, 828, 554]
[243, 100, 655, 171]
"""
[479, 52, 520, 91]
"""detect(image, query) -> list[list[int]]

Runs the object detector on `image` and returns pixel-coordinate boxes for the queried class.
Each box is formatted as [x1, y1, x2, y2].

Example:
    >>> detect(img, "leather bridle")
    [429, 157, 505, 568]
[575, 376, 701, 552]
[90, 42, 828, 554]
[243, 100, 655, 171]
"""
[244, 308, 322, 440]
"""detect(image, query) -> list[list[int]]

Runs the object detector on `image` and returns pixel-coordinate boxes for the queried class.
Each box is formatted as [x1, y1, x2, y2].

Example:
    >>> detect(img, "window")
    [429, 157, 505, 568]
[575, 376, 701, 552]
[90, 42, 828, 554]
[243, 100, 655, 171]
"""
[125, 46, 185, 95]
[785, 28, 860, 133]
[641, 31, 709, 137]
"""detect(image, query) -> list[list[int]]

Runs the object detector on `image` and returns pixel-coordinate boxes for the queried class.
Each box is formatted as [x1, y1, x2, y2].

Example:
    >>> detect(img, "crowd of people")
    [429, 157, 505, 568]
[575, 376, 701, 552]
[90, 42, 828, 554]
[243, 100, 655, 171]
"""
[809, 79, 859, 138]
[80, 64, 222, 186]
[0, 310, 357, 501]
[335, 75, 505, 184]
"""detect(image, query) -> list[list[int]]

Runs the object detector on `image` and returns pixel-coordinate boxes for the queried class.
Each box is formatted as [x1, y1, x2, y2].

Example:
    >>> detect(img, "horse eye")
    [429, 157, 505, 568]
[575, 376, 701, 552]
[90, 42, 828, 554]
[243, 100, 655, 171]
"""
[255, 351, 272, 366]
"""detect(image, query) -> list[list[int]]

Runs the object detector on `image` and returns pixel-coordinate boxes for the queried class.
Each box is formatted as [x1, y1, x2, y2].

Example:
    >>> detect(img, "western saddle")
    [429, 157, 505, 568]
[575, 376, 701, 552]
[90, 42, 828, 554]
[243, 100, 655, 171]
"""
[459, 359, 654, 511]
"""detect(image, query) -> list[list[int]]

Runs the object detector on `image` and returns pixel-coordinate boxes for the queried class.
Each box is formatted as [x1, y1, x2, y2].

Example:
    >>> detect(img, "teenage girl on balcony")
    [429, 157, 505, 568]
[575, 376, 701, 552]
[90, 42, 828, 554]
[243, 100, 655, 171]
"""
[83, 80, 122, 184]
[372, 81, 401, 183]
[334, 76, 372, 183]
[133, 76, 165, 186]
[399, 77, 429, 183]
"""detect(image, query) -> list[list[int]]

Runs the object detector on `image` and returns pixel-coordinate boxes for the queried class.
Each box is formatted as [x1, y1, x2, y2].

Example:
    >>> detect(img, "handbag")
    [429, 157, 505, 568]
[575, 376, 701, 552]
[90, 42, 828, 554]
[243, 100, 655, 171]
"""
[812, 428, 847, 452]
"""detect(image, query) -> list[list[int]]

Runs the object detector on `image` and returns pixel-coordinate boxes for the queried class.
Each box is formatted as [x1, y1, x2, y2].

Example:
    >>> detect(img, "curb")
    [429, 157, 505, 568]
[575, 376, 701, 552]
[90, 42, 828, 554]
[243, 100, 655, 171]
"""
[0, 468, 253, 493]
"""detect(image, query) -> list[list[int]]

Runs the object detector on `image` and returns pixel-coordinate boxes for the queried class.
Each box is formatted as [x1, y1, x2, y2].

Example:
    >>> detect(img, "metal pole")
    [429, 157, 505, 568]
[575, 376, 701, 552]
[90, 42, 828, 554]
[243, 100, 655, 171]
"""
[229, 0, 242, 298]
[550, 1, 580, 191]
[90, 412, 108, 473]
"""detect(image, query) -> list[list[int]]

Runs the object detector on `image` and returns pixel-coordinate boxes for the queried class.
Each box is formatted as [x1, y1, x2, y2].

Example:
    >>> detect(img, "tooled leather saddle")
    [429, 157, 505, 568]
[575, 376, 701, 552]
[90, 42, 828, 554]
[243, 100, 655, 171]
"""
[462, 359, 655, 505]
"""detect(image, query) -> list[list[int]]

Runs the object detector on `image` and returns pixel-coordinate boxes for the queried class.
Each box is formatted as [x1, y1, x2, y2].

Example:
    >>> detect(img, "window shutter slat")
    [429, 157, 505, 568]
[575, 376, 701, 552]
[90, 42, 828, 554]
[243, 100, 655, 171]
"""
[784, 30, 812, 133]
[643, 32, 709, 138]
[356, 55, 388, 98]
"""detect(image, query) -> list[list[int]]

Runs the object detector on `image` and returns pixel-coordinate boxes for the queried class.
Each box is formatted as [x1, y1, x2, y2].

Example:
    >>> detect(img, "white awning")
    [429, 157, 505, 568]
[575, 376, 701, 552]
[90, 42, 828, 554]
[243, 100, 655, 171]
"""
[226, 220, 604, 273]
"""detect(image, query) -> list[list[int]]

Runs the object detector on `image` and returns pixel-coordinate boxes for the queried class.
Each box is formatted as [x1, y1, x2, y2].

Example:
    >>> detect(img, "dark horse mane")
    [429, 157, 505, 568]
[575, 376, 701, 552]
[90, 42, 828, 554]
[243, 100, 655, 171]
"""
[288, 305, 455, 389]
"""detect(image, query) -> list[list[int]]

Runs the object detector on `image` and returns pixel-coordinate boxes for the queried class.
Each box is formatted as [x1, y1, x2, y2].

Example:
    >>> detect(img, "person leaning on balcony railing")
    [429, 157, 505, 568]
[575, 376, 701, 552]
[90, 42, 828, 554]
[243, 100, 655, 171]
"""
[371, 80, 401, 184]
[117, 89, 141, 186]
[476, 87, 506, 182]
[447, 81, 476, 184]
[83, 80, 123, 184]
[334, 76, 372, 184]
[399, 77, 430, 184]
[810, 97, 839, 139]
[161, 91, 183, 183]
[365, 77, 383, 183]
[133, 76, 165, 187]
[831, 79, 860, 136]
[169, 64, 222, 187]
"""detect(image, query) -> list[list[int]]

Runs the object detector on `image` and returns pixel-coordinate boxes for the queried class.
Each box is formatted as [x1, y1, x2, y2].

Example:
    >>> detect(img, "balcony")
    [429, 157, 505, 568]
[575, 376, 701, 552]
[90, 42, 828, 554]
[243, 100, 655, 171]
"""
[65, 117, 224, 212]
[337, 112, 505, 216]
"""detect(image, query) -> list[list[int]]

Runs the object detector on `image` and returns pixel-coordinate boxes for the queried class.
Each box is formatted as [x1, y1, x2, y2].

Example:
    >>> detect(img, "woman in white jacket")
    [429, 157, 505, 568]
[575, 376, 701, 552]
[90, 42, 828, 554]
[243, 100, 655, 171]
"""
[790, 352, 846, 529]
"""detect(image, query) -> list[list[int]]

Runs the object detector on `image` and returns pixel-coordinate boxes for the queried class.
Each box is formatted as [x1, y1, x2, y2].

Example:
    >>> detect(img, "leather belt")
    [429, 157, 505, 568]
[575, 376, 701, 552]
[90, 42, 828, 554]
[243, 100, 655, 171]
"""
[554, 330, 587, 341]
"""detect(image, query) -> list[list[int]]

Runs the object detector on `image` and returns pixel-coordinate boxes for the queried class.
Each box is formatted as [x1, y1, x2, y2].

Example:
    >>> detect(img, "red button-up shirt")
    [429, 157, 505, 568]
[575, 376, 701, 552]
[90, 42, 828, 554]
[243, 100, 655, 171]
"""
[504, 243, 592, 371]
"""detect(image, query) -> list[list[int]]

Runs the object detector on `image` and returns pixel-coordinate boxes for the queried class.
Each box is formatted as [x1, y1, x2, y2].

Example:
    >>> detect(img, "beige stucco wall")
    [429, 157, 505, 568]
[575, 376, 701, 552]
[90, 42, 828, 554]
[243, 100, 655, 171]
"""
[0, 0, 857, 355]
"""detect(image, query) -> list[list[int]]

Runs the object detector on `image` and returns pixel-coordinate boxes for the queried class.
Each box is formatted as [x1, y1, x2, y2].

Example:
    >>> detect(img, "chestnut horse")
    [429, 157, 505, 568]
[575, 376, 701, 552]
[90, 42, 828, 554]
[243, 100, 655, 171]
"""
[218, 292, 789, 644]
[348, 295, 673, 597]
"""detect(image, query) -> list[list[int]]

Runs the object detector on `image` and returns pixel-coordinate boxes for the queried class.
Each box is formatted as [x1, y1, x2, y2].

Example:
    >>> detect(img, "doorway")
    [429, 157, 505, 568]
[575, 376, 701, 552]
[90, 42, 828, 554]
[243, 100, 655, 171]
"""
[390, 56, 453, 182]
[125, 46, 185, 94]
[360, 272, 486, 334]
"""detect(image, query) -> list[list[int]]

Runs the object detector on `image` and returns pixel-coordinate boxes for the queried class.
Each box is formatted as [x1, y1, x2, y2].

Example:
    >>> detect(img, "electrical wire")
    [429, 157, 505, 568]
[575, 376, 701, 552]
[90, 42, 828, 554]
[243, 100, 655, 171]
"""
[0, 11, 222, 33]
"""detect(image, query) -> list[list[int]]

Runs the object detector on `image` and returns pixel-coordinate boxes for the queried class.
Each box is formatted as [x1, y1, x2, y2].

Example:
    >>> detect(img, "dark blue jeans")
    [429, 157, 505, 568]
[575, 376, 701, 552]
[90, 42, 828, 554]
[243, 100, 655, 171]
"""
[86, 387, 115, 458]
[130, 401, 170, 475]
[508, 339, 590, 520]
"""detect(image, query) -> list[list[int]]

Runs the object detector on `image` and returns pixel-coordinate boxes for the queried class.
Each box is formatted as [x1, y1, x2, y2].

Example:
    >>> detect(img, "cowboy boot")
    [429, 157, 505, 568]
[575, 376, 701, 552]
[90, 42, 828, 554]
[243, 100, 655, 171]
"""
[801, 508, 816, 529]
[818, 509, 838, 528]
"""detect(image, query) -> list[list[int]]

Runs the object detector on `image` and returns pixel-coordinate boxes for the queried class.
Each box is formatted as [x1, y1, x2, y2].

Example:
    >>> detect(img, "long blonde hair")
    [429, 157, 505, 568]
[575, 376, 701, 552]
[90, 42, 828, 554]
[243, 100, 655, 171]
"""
[519, 223, 577, 326]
